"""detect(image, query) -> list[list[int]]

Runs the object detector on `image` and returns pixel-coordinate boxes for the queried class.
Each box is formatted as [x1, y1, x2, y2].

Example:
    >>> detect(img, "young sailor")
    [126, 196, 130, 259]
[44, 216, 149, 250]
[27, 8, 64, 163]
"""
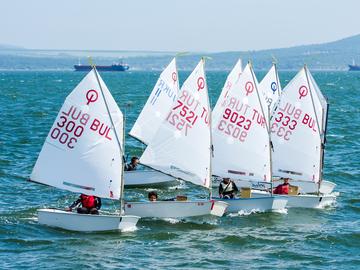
[66, 194, 102, 214]
[219, 178, 239, 199]
[148, 191, 158, 202]
[125, 156, 139, 171]
[273, 178, 290, 195]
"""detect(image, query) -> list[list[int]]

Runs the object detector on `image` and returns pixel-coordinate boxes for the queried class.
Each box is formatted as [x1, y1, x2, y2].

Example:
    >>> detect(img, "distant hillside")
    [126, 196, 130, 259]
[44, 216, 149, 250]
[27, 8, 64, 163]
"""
[210, 34, 360, 70]
[1, 34, 360, 71]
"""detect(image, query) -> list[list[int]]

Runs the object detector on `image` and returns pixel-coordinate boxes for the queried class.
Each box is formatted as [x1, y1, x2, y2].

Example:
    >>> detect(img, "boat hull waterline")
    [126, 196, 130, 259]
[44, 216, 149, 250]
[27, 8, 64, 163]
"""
[251, 191, 337, 208]
[124, 200, 229, 218]
[124, 170, 336, 194]
[214, 196, 288, 213]
[38, 209, 140, 232]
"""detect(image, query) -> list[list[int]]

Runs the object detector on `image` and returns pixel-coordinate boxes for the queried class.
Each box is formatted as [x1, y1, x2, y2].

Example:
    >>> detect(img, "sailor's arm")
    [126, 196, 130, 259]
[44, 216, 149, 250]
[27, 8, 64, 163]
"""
[66, 197, 81, 211]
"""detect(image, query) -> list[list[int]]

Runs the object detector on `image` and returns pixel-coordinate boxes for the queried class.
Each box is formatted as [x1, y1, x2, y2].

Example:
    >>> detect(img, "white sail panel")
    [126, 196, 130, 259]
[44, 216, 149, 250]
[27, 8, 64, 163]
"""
[212, 59, 242, 118]
[271, 67, 324, 183]
[129, 58, 179, 145]
[212, 64, 271, 182]
[31, 69, 124, 199]
[140, 59, 212, 188]
[259, 64, 282, 112]
[306, 68, 328, 135]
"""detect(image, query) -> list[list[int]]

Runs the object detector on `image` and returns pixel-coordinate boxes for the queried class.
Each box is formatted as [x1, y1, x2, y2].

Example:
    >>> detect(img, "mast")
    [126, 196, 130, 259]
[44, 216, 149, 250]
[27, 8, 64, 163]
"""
[202, 57, 213, 199]
[92, 65, 126, 213]
[274, 63, 281, 98]
[303, 65, 323, 194]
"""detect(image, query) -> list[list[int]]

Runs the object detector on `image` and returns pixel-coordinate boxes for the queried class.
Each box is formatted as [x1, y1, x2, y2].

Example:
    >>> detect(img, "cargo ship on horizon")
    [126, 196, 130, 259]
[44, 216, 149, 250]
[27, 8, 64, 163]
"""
[74, 60, 129, 71]
[348, 59, 360, 71]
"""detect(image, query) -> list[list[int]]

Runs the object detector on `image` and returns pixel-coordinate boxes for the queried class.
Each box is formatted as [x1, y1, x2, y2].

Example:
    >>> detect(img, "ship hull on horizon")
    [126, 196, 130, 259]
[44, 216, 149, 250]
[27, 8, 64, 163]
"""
[74, 64, 129, 72]
[348, 64, 360, 71]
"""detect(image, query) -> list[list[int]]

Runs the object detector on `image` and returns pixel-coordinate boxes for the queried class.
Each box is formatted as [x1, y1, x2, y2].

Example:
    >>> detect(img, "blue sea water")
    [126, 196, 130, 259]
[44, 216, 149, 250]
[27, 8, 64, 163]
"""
[0, 69, 359, 269]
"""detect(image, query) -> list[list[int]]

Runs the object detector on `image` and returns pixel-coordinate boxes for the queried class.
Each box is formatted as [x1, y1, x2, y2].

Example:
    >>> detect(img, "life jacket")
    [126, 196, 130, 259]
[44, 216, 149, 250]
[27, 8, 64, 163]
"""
[274, 184, 289, 195]
[220, 181, 236, 194]
[80, 194, 96, 208]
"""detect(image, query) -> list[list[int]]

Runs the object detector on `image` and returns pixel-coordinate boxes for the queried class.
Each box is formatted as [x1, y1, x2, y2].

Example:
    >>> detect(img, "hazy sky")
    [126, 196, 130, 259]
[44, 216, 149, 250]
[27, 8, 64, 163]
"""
[1, 0, 359, 52]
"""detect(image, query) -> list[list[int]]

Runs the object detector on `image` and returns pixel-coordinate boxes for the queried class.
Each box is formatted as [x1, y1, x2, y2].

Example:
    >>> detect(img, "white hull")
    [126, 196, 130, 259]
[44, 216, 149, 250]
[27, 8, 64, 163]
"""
[272, 179, 336, 194]
[124, 171, 336, 194]
[214, 196, 288, 213]
[124, 200, 229, 218]
[251, 191, 337, 209]
[38, 209, 140, 232]
[217, 178, 336, 195]
[124, 170, 176, 187]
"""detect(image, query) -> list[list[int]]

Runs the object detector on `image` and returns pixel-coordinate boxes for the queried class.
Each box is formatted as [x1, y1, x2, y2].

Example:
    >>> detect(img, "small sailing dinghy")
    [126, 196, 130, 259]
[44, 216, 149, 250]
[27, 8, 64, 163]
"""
[259, 64, 335, 194]
[211, 62, 288, 213]
[30, 67, 140, 231]
[124, 58, 179, 187]
[251, 65, 337, 208]
[125, 59, 228, 218]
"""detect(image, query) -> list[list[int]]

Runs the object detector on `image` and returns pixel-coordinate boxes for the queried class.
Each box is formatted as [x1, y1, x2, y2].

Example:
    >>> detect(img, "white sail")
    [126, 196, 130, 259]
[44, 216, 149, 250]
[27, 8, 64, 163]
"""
[212, 59, 242, 118]
[271, 67, 327, 183]
[140, 59, 212, 188]
[307, 70, 328, 136]
[31, 69, 124, 199]
[129, 58, 179, 145]
[259, 64, 282, 112]
[212, 63, 271, 182]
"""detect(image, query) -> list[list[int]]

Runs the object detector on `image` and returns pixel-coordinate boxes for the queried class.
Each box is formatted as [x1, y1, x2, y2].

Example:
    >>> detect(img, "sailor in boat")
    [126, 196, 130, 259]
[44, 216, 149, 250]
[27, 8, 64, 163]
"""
[66, 194, 102, 215]
[219, 178, 239, 199]
[273, 178, 290, 195]
[148, 191, 158, 202]
[125, 156, 139, 171]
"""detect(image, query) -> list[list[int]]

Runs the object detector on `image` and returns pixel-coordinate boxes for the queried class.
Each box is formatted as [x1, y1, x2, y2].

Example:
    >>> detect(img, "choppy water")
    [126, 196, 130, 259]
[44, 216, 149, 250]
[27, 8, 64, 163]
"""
[0, 70, 359, 269]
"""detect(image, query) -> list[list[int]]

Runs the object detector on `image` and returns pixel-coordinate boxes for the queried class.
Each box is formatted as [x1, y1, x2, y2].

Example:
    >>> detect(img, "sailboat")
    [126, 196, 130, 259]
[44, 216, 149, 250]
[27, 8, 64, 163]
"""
[30, 67, 140, 231]
[258, 64, 336, 194]
[124, 59, 229, 218]
[211, 62, 288, 213]
[124, 58, 179, 187]
[251, 65, 337, 208]
[213, 63, 279, 189]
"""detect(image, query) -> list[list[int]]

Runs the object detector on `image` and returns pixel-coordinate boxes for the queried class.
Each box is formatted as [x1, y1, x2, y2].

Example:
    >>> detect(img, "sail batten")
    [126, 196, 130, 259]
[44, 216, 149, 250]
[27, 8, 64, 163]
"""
[30, 69, 124, 199]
